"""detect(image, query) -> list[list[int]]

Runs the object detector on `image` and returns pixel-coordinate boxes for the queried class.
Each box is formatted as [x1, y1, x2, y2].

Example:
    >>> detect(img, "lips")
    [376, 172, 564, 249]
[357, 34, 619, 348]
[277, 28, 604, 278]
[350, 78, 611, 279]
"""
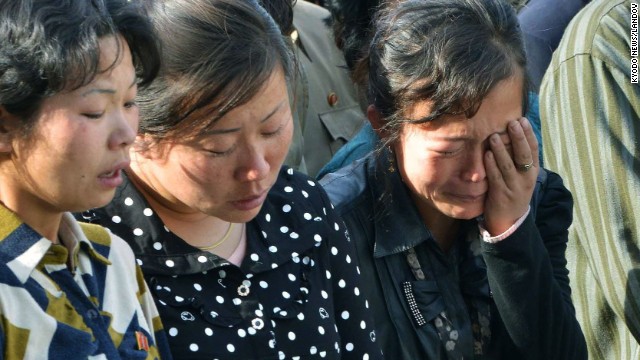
[98, 160, 129, 188]
[99, 169, 118, 178]
[449, 192, 486, 202]
[230, 189, 269, 211]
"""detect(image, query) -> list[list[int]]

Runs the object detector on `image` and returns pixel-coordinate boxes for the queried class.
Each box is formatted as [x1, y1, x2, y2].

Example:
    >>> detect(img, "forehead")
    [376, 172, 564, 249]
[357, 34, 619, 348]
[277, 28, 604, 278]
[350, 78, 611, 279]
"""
[206, 67, 289, 130]
[59, 35, 135, 96]
[407, 75, 523, 138]
[165, 66, 289, 144]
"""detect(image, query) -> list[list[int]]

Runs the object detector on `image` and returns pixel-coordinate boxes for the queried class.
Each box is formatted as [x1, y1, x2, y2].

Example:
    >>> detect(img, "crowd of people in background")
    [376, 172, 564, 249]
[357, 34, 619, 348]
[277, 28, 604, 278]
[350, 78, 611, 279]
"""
[0, 0, 637, 359]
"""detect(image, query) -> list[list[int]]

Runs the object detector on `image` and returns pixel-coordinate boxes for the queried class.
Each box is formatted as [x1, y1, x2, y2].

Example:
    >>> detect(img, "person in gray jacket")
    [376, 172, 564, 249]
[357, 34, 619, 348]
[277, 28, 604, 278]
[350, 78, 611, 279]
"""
[291, 0, 365, 177]
[265, 0, 365, 176]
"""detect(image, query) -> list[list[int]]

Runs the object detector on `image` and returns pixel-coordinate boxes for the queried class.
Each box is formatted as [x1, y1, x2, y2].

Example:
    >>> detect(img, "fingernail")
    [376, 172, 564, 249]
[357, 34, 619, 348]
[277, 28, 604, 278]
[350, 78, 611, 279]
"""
[485, 150, 493, 160]
[491, 134, 500, 144]
[520, 117, 529, 129]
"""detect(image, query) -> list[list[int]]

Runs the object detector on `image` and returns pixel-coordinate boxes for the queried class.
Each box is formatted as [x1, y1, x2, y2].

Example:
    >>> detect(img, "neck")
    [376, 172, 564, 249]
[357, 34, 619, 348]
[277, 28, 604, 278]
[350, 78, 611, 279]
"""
[127, 158, 243, 256]
[127, 159, 207, 223]
[411, 197, 459, 252]
[0, 183, 63, 243]
[428, 218, 459, 253]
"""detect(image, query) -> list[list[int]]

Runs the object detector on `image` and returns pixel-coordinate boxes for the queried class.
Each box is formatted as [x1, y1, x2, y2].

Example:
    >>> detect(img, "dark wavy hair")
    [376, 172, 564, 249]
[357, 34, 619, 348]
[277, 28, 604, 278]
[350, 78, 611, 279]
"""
[357, 0, 528, 144]
[0, 0, 160, 125]
[259, 0, 296, 37]
[324, 0, 381, 71]
[136, 0, 294, 143]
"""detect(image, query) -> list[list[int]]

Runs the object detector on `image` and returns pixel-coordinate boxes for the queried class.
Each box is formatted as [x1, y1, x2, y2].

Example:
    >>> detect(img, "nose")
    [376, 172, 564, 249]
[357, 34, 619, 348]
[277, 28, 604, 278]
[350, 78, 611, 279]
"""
[235, 145, 270, 182]
[461, 149, 486, 183]
[108, 109, 138, 149]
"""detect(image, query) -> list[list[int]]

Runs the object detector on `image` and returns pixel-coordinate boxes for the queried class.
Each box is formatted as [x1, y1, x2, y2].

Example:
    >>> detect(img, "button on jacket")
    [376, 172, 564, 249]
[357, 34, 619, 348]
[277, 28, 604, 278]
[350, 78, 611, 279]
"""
[288, 0, 366, 177]
[84, 167, 382, 360]
[320, 153, 587, 359]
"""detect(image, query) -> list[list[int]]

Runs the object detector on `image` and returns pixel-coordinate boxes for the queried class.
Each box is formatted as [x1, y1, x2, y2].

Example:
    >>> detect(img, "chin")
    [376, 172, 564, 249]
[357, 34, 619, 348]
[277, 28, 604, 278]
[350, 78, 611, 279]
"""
[234, 208, 263, 223]
[73, 192, 116, 213]
[211, 206, 263, 224]
[444, 206, 484, 220]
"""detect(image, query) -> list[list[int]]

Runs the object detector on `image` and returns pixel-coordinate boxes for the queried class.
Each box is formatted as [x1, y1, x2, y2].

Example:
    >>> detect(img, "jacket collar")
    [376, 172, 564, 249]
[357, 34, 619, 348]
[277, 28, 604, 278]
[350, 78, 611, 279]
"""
[365, 150, 434, 258]
[0, 205, 108, 283]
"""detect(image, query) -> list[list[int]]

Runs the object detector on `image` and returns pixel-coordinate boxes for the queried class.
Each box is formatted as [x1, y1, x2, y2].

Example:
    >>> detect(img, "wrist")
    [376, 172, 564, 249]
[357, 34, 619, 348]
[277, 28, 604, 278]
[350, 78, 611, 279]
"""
[479, 206, 531, 243]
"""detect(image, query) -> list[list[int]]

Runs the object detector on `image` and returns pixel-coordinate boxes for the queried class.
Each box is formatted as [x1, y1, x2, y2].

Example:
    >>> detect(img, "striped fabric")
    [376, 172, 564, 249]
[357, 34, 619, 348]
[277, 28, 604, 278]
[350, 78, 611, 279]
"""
[0, 204, 170, 360]
[541, 0, 640, 358]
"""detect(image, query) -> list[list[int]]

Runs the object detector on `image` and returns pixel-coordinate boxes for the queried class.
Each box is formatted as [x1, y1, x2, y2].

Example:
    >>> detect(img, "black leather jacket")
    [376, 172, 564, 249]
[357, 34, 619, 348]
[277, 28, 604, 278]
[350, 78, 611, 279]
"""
[320, 153, 587, 359]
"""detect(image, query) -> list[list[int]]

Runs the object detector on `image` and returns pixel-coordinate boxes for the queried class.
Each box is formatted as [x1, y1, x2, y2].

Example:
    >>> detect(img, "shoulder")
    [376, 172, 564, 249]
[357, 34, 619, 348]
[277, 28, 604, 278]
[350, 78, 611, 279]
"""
[256, 167, 341, 251]
[293, 0, 330, 28]
[532, 168, 573, 227]
[78, 220, 137, 266]
[533, 168, 572, 205]
[292, 0, 343, 64]
[269, 166, 327, 203]
[263, 166, 336, 221]
[550, 0, 629, 72]
[319, 155, 371, 213]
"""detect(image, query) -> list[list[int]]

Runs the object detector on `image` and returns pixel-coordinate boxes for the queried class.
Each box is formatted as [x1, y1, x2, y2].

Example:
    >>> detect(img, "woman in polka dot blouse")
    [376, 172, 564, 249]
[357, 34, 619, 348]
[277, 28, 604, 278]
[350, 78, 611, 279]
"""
[79, 0, 382, 359]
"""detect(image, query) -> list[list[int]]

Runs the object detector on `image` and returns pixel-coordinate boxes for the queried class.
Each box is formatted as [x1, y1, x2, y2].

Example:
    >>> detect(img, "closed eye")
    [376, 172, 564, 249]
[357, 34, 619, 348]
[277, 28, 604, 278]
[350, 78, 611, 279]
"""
[124, 100, 137, 109]
[83, 112, 104, 120]
[435, 148, 462, 157]
[206, 144, 237, 157]
[262, 124, 284, 138]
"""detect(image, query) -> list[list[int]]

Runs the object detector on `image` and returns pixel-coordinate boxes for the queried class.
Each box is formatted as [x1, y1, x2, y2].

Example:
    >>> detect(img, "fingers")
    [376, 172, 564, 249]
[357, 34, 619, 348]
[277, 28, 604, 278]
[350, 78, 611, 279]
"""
[484, 146, 506, 189]
[488, 132, 516, 177]
[483, 118, 538, 235]
[486, 118, 538, 189]
[508, 118, 535, 171]
[519, 117, 539, 167]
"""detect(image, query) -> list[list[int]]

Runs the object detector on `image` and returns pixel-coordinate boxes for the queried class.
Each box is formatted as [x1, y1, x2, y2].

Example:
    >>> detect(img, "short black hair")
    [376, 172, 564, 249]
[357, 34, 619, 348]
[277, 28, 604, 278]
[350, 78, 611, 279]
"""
[0, 0, 160, 124]
[324, 0, 381, 71]
[259, 0, 296, 37]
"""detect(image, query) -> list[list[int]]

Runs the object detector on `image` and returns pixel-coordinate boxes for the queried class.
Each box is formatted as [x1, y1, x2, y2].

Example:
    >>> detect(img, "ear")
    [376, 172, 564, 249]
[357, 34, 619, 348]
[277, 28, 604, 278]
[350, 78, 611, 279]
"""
[366, 104, 389, 140]
[0, 107, 20, 153]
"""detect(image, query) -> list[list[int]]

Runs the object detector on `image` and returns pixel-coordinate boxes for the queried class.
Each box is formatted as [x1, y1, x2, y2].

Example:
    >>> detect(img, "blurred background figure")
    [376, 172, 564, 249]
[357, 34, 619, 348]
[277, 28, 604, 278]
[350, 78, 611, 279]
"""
[262, 0, 366, 177]
[292, 0, 366, 177]
[518, 0, 591, 92]
[541, 0, 640, 358]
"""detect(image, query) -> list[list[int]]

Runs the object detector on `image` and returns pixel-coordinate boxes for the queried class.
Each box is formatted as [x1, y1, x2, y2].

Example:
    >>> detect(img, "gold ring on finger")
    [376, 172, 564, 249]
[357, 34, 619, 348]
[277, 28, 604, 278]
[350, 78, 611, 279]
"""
[516, 161, 534, 172]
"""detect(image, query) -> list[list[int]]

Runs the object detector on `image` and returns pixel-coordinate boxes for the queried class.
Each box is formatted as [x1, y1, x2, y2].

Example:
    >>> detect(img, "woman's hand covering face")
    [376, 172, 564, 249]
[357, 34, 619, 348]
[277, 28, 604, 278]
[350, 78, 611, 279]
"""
[483, 117, 539, 235]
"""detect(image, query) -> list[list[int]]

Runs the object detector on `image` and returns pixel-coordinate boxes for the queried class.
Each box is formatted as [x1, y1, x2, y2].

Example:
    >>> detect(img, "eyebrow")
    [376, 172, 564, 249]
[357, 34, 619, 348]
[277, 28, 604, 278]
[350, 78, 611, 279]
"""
[206, 100, 287, 135]
[431, 129, 509, 142]
[81, 76, 137, 97]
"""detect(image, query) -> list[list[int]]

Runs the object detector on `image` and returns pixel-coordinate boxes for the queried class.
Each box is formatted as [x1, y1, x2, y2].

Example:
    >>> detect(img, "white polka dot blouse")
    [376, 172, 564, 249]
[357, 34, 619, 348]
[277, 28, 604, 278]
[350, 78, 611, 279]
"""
[83, 167, 382, 359]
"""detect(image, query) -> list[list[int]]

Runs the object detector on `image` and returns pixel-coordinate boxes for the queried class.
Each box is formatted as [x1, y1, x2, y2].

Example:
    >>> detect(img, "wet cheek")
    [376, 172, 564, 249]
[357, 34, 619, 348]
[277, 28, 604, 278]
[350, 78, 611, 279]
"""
[190, 163, 224, 183]
[172, 153, 220, 183]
